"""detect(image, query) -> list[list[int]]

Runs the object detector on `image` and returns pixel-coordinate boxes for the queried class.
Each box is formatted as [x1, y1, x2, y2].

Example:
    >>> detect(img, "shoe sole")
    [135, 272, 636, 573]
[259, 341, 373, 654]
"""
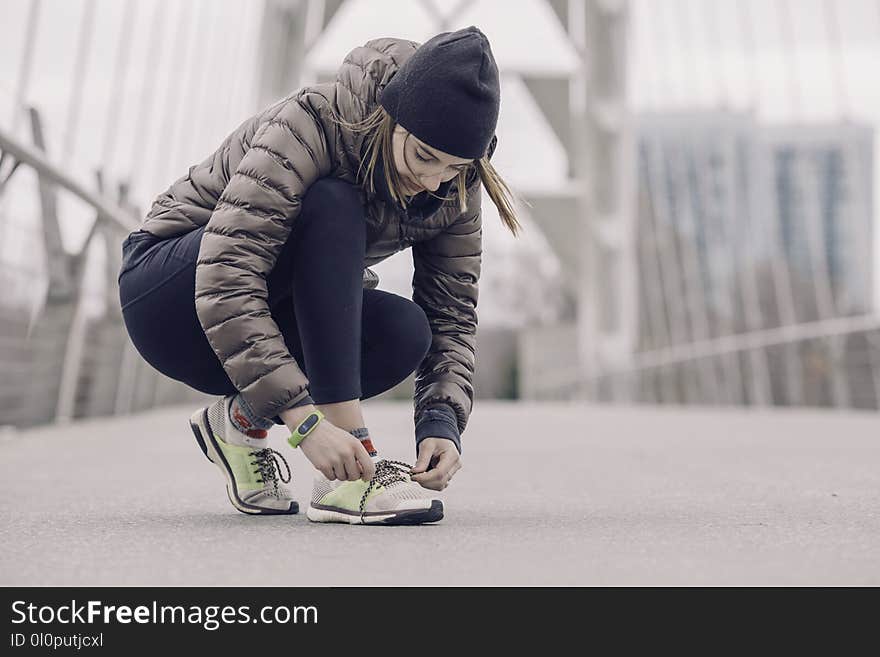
[306, 500, 443, 525]
[189, 408, 299, 516]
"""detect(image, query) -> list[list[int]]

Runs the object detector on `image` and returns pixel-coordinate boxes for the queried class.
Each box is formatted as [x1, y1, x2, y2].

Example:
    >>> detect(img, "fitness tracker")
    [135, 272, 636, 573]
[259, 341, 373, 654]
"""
[287, 409, 325, 448]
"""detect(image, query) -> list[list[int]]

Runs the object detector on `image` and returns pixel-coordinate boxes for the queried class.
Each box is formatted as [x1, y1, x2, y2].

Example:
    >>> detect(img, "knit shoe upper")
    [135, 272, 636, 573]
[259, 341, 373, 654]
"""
[306, 459, 443, 525]
[189, 397, 298, 515]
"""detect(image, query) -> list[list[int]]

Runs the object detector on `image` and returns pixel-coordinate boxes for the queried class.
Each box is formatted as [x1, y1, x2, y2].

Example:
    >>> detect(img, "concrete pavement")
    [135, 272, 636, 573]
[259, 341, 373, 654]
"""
[1, 401, 878, 585]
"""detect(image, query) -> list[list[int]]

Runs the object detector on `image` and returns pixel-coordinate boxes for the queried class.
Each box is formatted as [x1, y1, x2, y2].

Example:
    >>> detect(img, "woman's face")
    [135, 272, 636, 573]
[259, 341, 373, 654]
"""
[391, 125, 473, 196]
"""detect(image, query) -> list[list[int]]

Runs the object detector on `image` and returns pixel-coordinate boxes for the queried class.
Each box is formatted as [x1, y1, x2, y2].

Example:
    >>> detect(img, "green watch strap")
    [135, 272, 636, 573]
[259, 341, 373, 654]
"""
[288, 409, 324, 449]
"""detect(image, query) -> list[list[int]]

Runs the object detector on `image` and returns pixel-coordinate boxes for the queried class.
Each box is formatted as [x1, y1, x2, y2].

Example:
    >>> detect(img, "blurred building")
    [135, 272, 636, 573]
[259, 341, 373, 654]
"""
[637, 112, 874, 347]
[763, 123, 874, 318]
[636, 111, 759, 352]
[523, 111, 877, 407]
[628, 111, 876, 407]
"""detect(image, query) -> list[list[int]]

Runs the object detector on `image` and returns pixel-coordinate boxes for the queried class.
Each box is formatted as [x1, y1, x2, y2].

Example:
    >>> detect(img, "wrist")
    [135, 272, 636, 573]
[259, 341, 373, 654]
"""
[280, 404, 318, 431]
[286, 407, 325, 449]
[415, 406, 461, 454]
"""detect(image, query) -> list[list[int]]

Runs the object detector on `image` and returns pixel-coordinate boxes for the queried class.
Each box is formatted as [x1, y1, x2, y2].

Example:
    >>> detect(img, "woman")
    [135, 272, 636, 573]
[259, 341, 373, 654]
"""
[118, 26, 520, 525]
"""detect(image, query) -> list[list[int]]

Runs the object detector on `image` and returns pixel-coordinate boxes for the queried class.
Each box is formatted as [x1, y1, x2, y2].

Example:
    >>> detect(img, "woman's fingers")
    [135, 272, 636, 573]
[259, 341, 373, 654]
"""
[343, 453, 360, 481]
[412, 449, 458, 490]
[411, 443, 437, 474]
[443, 461, 463, 488]
[354, 443, 375, 481]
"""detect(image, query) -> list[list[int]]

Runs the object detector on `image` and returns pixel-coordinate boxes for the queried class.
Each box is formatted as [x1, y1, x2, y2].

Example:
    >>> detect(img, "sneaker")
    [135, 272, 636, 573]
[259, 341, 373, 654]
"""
[188, 397, 298, 515]
[306, 459, 443, 525]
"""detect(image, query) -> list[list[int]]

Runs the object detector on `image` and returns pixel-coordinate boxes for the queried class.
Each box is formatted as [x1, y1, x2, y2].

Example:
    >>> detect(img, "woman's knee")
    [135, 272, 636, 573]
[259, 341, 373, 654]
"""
[390, 299, 433, 367]
[364, 291, 432, 363]
[413, 304, 433, 360]
[361, 298, 432, 399]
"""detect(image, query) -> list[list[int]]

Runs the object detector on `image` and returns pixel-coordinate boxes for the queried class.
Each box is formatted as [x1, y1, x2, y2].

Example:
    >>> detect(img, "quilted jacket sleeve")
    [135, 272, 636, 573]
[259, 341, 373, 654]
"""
[411, 182, 483, 443]
[194, 90, 334, 420]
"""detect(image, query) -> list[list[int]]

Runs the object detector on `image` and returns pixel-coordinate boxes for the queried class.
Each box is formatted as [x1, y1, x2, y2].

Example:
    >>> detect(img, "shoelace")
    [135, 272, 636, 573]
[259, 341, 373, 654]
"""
[250, 448, 292, 493]
[358, 459, 413, 519]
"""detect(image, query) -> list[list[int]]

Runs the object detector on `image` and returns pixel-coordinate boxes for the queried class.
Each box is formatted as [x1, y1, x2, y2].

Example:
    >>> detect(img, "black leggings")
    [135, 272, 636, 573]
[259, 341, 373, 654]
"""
[118, 178, 432, 414]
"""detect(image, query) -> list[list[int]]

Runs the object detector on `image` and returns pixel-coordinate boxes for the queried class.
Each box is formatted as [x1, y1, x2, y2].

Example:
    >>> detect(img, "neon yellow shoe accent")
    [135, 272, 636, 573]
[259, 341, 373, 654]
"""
[216, 441, 270, 493]
[317, 479, 386, 510]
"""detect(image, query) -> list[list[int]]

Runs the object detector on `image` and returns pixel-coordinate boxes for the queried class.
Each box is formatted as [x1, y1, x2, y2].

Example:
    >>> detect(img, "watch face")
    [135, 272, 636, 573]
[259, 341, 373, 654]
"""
[297, 413, 319, 434]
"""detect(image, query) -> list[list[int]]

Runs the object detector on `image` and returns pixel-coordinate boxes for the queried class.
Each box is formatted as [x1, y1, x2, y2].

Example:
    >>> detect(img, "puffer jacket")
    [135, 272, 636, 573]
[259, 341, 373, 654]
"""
[136, 37, 496, 439]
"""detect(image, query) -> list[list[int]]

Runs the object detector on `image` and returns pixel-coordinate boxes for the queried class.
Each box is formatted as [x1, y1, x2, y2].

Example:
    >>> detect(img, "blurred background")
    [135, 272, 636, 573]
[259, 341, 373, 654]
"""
[0, 0, 877, 428]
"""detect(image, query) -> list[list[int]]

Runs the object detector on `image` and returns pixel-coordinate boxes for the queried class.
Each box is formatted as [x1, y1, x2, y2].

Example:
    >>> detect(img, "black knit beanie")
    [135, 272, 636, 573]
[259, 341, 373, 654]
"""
[379, 26, 500, 160]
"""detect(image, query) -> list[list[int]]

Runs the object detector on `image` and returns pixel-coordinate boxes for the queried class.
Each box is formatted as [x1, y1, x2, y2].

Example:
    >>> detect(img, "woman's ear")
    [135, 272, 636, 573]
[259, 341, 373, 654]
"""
[464, 162, 480, 190]
[486, 134, 498, 160]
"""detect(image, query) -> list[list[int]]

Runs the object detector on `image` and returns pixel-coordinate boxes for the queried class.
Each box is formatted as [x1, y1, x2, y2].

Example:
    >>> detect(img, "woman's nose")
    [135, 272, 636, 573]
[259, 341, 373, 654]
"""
[419, 172, 443, 191]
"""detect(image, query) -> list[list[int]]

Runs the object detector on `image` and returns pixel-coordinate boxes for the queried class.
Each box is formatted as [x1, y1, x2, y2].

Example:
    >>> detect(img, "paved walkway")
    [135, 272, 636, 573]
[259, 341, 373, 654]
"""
[2, 401, 878, 585]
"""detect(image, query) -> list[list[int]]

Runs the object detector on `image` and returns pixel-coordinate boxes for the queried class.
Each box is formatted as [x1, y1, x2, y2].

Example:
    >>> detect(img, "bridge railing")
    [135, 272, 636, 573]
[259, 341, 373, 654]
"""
[0, 113, 210, 429]
[519, 315, 880, 410]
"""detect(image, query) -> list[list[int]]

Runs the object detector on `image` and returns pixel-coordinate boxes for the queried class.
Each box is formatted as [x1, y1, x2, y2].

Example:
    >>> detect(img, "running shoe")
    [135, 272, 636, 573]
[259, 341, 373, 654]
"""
[189, 397, 298, 514]
[306, 459, 443, 525]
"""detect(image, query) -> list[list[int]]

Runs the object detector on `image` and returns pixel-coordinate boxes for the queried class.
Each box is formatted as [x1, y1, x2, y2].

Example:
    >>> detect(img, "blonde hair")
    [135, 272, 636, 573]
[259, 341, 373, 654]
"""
[328, 105, 522, 237]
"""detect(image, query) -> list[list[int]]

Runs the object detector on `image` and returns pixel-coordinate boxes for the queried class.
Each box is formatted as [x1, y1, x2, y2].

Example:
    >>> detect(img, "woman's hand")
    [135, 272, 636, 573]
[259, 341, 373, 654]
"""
[299, 420, 375, 482]
[410, 438, 462, 491]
